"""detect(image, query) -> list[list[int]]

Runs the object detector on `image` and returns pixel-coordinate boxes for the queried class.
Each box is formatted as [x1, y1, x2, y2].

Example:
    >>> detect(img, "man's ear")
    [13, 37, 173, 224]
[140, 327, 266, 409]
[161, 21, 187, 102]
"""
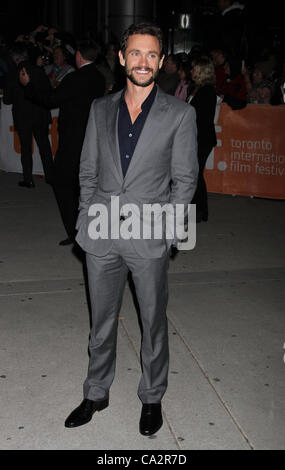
[159, 55, 165, 70]
[118, 50, 125, 67]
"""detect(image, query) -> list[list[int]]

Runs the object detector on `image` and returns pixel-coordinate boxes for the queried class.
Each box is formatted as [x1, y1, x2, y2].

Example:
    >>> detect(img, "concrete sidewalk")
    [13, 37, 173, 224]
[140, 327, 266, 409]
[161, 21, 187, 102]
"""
[0, 171, 284, 450]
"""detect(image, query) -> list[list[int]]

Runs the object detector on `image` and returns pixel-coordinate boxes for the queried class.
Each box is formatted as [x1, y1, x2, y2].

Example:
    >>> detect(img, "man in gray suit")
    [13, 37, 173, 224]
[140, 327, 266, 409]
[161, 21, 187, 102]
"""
[65, 23, 198, 436]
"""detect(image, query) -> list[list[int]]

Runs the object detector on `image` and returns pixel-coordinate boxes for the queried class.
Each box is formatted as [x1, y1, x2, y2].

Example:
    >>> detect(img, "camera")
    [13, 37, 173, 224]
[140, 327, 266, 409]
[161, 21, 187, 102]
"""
[41, 55, 50, 66]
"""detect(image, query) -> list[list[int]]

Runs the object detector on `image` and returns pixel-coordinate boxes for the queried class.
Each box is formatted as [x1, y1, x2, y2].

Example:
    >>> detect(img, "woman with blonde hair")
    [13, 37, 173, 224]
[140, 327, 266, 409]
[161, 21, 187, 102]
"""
[188, 55, 217, 222]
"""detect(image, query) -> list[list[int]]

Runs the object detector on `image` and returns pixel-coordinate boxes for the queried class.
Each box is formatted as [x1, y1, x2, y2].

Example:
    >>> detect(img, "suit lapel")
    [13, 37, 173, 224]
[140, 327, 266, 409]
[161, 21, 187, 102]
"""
[124, 87, 170, 182]
[106, 92, 124, 181]
[106, 88, 170, 183]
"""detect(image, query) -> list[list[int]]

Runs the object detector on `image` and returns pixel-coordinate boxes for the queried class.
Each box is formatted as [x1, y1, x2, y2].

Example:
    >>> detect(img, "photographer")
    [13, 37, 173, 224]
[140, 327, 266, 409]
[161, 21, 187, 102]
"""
[19, 41, 106, 245]
[32, 30, 53, 68]
[3, 43, 54, 187]
[48, 46, 75, 88]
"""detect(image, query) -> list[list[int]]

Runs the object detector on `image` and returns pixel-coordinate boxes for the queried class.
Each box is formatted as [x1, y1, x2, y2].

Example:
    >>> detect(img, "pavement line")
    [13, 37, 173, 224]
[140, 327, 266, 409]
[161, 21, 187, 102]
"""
[169, 278, 284, 286]
[1, 266, 284, 290]
[0, 277, 83, 284]
[1, 273, 284, 297]
[167, 316, 255, 450]
[0, 289, 85, 298]
[0, 205, 41, 209]
[119, 318, 181, 450]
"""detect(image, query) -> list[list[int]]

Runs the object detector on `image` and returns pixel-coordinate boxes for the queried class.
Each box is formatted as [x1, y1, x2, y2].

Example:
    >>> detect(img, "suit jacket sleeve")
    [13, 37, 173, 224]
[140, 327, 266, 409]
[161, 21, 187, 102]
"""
[170, 105, 199, 244]
[32, 66, 53, 96]
[24, 71, 77, 109]
[3, 63, 18, 105]
[76, 102, 99, 229]
[170, 105, 198, 205]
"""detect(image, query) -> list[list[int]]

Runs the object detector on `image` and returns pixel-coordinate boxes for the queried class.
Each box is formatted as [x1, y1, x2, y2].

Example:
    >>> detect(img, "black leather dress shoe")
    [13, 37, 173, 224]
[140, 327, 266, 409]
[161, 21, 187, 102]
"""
[65, 398, 109, 428]
[139, 403, 163, 436]
[18, 181, 35, 188]
[59, 238, 74, 246]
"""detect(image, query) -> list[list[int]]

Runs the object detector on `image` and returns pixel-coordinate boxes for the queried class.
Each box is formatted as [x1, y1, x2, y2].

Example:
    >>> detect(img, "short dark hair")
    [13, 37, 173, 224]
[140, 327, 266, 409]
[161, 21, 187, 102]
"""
[178, 61, 192, 82]
[120, 22, 164, 58]
[77, 40, 100, 62]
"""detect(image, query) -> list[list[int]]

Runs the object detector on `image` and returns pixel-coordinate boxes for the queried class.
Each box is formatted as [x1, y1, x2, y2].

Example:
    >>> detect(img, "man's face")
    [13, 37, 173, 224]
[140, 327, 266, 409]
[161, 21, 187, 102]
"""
[53, 48, 65, 67]
[258, 86, 271, 102]
[119, 34, 164, 88]
[252, 68, 263, 84]
[224, 62, 230, 76]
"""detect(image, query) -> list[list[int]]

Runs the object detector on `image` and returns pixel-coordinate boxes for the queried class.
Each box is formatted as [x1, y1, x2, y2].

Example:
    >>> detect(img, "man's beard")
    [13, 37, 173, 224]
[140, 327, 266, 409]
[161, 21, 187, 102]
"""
[125, 66, 159, 87]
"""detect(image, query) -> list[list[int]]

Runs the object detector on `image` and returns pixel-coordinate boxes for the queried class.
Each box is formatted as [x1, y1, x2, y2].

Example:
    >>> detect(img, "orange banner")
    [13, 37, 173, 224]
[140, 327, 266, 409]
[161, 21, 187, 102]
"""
[205, 104, 285, 199]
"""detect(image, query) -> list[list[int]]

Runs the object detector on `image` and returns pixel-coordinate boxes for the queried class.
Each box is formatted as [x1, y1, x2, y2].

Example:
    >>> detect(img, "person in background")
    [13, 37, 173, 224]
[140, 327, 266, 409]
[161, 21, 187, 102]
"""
[210, 48, 228, 96]
[242, 64, 274, 104]
[174, 61, 192, 102]
[3, 43, 53, 187]
[105, 42, 119, 73]
[46, 27, 60, 48]
[19, 41, 105, 245]
[221, 58, 247, 109]
[95, 51, 116, 95]
[105, 42, 126, 92]
[256, 82, 273, 105]
[157, 54, 180, 95]
[48, 46, 75, 88]
[255, 51, 279, 82]
[188, 56, 217, 223]
[0, 55, 8, 92]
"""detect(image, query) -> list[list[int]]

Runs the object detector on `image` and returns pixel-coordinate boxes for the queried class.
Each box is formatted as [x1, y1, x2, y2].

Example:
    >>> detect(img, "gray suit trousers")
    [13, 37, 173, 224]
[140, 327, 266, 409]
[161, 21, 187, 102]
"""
[83, 239, 169, 404]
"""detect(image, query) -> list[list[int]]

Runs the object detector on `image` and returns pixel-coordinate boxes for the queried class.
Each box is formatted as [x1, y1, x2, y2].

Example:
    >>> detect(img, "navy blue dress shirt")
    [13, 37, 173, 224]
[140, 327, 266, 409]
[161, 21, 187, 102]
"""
[118, 85, 157, 178]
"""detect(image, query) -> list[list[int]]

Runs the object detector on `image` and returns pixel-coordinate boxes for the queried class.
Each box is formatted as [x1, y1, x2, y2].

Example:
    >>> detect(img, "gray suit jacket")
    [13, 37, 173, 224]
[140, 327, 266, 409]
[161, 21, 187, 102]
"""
[76, 86, 198, 258]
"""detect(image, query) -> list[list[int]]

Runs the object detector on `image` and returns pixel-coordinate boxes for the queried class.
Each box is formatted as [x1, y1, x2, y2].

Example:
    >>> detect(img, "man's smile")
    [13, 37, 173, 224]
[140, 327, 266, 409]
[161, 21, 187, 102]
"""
[133, 68, 152, 75]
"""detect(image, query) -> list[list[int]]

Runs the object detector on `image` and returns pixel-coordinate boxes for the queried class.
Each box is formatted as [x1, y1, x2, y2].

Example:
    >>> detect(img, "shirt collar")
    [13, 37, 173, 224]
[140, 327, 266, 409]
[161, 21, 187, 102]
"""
[120, 84, 157, 110]
[222, 3, 244, 15]
[79, 61, 93, 69]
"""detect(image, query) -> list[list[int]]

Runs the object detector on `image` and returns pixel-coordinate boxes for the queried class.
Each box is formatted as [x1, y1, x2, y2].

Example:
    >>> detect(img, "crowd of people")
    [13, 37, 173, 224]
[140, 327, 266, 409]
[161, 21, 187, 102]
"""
[0, 0, 285, 237]
[0, 24, 126, 94]
[158, 47, 285, 110]
[1, 27, 107, 246]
